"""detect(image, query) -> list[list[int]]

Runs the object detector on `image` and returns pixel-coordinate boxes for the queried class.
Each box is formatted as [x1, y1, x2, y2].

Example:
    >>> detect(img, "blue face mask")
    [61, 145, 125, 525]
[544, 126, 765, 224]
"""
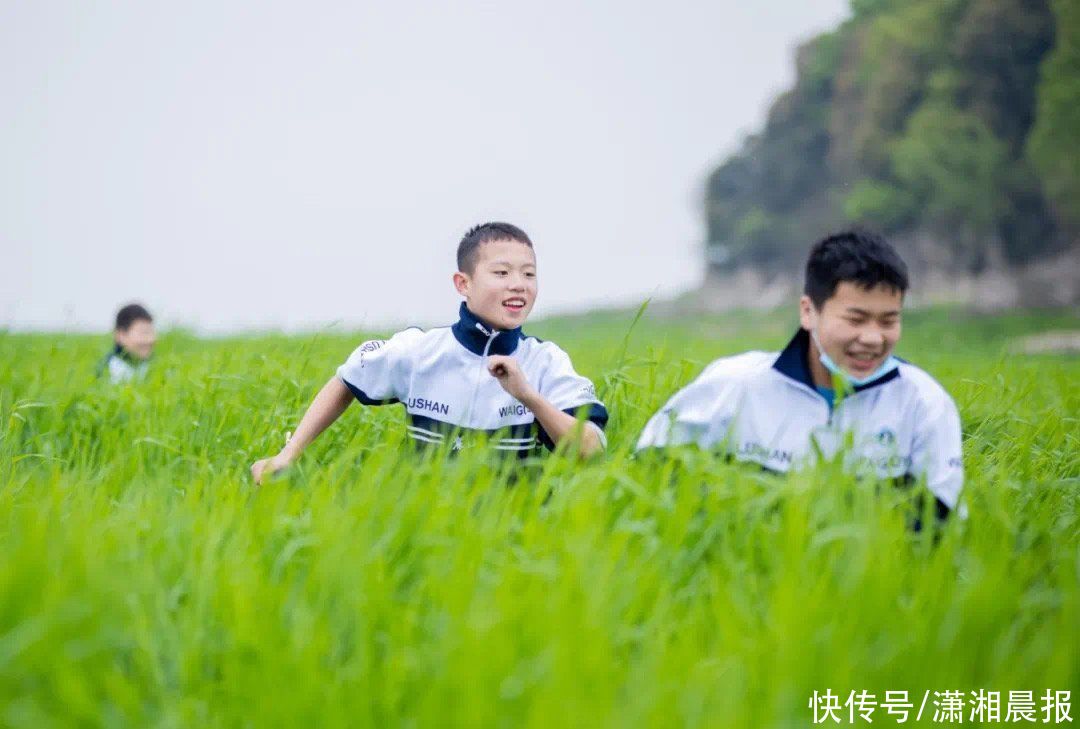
[812, 329, 898, 387]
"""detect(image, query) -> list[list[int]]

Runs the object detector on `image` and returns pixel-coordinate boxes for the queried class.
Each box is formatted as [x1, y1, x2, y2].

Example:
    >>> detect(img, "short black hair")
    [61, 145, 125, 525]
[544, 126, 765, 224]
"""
[456, 222, 533, 273]
[804, 230, 909, 309]
[115, 303, 153, 331]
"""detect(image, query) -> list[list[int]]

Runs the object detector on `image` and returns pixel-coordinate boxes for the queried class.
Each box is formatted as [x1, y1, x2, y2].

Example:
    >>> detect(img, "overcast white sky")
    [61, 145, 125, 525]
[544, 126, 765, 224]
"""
[2, 0, 849, 333]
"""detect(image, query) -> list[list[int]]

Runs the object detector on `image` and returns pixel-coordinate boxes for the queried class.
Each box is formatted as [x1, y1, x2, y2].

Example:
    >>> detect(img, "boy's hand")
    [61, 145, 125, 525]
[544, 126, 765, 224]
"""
[251, 452, 293, 485]
[488, 355, 537, 403]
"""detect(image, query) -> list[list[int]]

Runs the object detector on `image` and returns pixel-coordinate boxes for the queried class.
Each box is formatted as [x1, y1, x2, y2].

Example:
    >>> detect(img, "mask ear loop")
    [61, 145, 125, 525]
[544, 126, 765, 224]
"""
[810, 328, 852, 396]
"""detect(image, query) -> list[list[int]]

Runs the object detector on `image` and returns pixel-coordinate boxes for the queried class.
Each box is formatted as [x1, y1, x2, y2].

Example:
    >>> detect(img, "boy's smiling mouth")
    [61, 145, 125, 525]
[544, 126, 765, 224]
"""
[844, 349, 885, 373]
[502, 297, 527, 312]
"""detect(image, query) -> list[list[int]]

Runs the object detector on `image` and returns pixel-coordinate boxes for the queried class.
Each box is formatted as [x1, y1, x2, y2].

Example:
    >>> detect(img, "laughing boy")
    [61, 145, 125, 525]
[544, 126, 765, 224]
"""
[636, 230, 964, 519]
[252, 222, 607, 483]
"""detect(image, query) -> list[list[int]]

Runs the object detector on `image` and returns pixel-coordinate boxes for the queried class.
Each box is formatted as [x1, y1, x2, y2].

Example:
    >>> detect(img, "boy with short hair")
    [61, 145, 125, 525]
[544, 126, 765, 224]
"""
[98, 303, 156, 384]
[251, 222, 608, 483]
[636, 230, 965, 518]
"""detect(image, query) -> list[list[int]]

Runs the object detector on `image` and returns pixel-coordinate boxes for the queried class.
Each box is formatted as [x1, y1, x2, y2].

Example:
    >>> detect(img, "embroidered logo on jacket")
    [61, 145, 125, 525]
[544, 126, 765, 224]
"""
[407, 397, 450, 415]
[876, 428, 896, 446]
[359, 340, 386, 368]
[736, 442, 794, 466]
[498, 404, 530, 417]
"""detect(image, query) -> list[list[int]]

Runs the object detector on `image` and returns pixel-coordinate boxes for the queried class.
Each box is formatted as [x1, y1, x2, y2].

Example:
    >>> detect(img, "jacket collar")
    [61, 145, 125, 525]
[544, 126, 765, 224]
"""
[450, 302, 523, 357]
[772, 328, 900, 394]
[111, 342, 141, 366]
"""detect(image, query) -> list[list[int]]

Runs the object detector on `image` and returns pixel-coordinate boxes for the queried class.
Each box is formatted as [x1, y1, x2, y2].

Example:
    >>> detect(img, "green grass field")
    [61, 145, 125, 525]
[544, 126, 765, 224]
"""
[1, 306, 1078, 727]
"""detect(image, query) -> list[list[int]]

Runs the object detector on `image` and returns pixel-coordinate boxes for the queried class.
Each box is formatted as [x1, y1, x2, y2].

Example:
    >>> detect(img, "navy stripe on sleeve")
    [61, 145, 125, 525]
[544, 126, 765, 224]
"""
[537, 403, 609, 451]
[341, 378, 400, 406]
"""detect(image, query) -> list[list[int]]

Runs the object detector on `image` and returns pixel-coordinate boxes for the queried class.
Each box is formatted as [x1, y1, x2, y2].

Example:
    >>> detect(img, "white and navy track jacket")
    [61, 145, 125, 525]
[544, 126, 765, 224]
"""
[96, 345, 150, 384]
[636, 329, 965, 516]
[336, 303, 608, 455]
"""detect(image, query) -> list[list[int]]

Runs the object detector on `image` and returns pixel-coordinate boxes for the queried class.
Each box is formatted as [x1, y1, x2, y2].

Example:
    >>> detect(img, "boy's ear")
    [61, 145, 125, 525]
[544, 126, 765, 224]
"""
[452, 271, 470, 297]
[798, 295, 816, 331]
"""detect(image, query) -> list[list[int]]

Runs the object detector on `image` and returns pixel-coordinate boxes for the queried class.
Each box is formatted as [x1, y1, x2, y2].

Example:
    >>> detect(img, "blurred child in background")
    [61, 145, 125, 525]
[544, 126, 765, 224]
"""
[98, 303, 156, 384]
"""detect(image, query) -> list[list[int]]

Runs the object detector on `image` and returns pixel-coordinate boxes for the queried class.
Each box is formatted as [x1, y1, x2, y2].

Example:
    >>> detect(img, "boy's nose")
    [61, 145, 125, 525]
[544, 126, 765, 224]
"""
[858, 329, 885, 347]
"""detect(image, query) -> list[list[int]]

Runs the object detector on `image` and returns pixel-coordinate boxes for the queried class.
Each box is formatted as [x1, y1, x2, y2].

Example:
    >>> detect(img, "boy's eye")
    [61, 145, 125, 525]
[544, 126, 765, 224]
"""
[494, 270, 508, 276]
[525, 272, 536, 278]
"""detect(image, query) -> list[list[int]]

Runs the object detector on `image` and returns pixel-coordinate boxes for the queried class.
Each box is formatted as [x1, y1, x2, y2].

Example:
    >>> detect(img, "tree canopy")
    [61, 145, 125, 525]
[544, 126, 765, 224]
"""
[706, 0, 1075, 273]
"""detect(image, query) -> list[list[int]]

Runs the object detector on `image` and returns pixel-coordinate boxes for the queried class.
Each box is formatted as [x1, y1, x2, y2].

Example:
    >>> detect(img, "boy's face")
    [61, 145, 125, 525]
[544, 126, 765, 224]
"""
[453, 239, 537, 331]
[800, 282, 902, 379]
[115, 319, 157, 361]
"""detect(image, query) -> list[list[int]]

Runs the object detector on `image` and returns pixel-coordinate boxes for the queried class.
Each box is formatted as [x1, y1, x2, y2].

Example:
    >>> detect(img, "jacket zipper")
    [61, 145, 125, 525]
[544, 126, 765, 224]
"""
[787, 379, 840, 427]
[464, 322, 500, 433]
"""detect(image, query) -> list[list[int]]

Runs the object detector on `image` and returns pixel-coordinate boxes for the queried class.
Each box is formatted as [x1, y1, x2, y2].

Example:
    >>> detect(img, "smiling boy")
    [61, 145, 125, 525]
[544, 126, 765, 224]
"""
[251, 222, 607, 483]
[636, 230, 964, 518]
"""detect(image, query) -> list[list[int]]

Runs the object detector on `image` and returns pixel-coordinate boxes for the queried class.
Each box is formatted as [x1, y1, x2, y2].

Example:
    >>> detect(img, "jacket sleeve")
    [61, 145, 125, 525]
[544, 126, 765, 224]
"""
[635, 361, 739, 451]
[535, 346, 608, 449]
[911, 390, 965, 516]
[335, 329, 419, 405]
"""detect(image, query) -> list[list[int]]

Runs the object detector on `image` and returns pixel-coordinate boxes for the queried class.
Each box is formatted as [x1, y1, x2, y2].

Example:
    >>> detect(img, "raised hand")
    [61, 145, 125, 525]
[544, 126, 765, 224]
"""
[487, 355, 536, 403]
